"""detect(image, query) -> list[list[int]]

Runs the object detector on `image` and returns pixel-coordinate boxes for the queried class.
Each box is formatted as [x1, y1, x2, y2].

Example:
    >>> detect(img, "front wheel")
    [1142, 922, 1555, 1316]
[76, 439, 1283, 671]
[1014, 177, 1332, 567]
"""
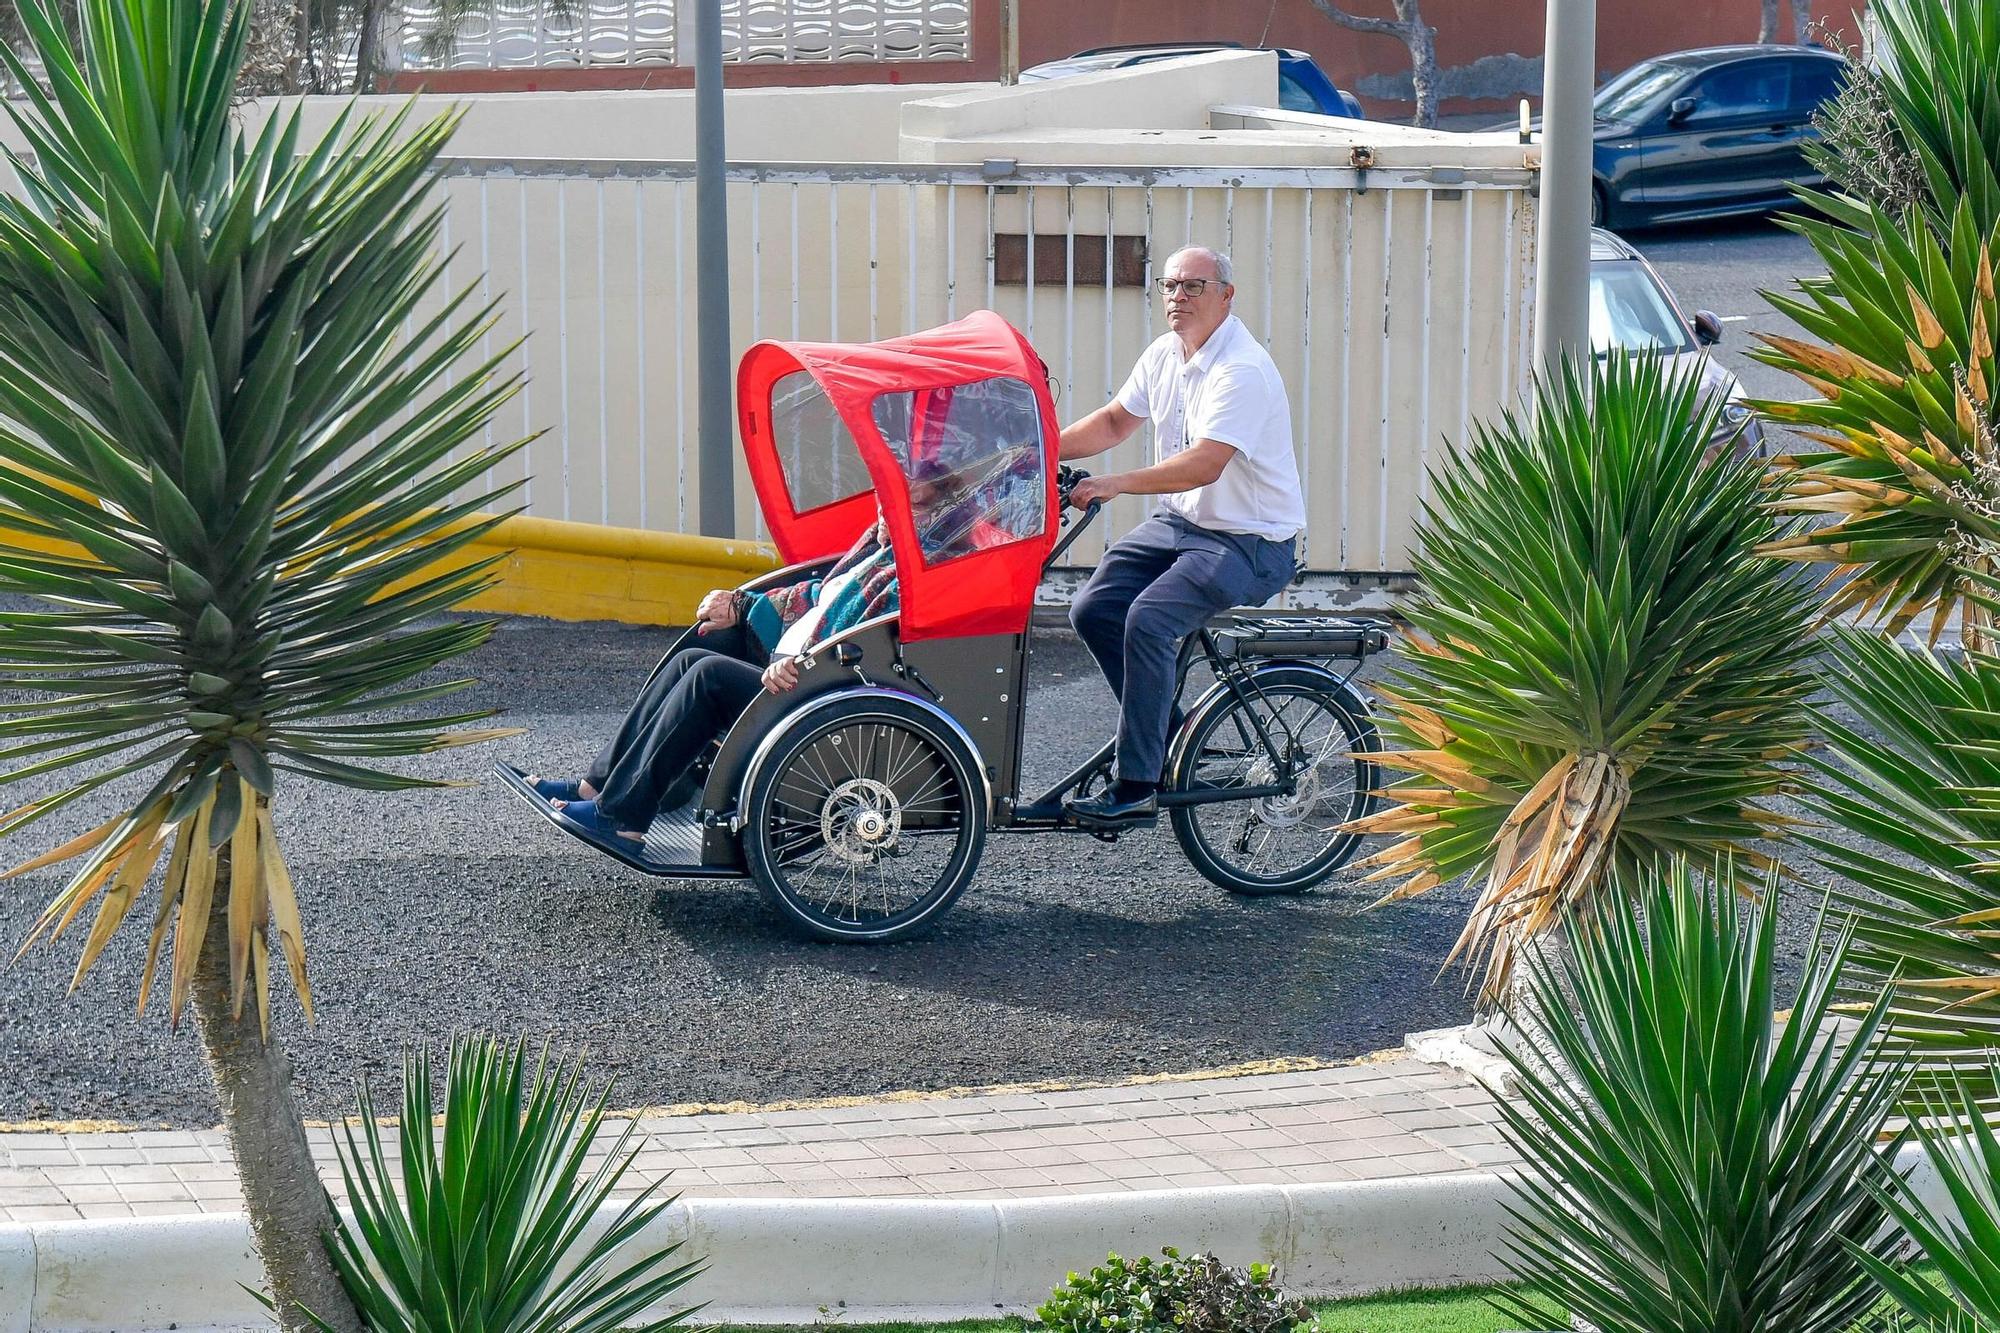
[1166, 669, 1378, 895]
[743, 693, 987, 942]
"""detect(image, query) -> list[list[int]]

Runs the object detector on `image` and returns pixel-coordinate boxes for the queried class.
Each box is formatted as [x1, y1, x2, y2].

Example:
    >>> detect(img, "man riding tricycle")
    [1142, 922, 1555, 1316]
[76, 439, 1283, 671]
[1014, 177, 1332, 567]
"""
[500, 307, 1383, 943]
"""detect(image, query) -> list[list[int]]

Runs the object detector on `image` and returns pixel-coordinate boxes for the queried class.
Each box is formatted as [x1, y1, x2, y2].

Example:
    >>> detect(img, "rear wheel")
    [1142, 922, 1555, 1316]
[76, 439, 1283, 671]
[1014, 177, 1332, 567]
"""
[743, 694, 986, 942]
[1166, 670, 1377, 895]
[1590, 182, 1609, 227]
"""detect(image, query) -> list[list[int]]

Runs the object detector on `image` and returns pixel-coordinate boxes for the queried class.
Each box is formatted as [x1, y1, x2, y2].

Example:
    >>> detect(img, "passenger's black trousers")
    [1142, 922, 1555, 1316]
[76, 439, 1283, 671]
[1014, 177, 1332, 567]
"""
[584, 625, 766, 832]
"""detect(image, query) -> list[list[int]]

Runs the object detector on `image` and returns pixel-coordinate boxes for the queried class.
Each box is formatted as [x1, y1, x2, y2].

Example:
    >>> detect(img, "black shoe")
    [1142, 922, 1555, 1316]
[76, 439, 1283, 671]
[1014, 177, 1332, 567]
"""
[1066, 787, 1159, 830]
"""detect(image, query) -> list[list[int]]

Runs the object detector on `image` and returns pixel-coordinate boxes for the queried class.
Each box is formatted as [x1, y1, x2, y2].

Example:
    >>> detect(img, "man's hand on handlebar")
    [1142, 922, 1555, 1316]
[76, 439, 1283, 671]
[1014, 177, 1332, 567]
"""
[1066, 473, 1120, 510]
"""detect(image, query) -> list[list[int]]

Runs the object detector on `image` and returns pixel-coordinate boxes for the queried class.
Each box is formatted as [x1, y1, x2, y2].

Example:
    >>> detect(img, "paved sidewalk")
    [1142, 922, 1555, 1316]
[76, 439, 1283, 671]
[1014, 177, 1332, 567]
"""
[0, 1053, 1518, 1224]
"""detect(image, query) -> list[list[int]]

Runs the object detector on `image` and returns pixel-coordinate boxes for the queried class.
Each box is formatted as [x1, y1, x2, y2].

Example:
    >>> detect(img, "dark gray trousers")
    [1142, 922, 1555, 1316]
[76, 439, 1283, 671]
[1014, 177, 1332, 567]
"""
[1069, 512, 1296, 785]
[586, 625, 766, 831]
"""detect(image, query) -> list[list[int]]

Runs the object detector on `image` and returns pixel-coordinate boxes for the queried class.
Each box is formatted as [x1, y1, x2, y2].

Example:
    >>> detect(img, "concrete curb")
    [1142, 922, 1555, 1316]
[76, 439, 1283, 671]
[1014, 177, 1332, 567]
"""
[0, 1152, 1948, 1330]
[0, 1174, 1521, 1331]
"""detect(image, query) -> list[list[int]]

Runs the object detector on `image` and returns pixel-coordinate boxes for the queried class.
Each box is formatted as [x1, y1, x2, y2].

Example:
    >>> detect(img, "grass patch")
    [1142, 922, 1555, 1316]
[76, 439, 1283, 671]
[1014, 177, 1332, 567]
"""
[704, 1283, 1529, 1333]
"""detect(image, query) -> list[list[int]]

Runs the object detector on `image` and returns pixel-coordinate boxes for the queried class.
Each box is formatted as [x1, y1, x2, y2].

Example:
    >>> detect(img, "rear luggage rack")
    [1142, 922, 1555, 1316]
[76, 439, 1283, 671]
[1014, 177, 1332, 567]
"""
[1211, 615, 1390, 661]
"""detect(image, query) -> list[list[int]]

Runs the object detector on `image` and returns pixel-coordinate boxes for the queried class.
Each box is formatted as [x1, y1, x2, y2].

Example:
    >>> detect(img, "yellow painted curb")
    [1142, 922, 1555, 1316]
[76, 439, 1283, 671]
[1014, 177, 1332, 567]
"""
[0, 511, 782, 627]
[440, 513, 781, 625]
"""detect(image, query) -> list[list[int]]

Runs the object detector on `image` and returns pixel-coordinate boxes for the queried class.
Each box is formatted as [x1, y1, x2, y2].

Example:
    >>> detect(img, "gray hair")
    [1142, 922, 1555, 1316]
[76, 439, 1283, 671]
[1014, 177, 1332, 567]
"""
[1167, 245, 1233, 287]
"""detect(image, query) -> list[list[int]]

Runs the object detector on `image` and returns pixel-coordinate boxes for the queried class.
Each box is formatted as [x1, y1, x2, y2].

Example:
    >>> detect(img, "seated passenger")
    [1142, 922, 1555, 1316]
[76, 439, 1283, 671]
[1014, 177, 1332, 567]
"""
[527, 516, 899, 843]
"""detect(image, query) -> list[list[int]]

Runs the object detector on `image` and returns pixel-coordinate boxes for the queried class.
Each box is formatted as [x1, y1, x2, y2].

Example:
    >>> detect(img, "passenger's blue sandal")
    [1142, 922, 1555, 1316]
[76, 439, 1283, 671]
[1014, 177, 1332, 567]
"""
[554, 798, 646, 846]
[530, 775, 584, 801]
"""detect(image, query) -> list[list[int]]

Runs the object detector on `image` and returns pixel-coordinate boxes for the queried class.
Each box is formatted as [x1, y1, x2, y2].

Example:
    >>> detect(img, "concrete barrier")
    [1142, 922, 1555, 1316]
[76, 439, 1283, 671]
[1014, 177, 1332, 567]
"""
[0, 1174, 1533, 1330]
[0, 508, 781, 630]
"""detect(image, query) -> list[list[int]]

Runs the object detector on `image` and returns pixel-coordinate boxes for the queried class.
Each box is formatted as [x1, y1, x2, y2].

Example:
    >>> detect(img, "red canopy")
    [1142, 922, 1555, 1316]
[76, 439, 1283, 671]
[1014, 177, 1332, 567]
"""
[737, 311, 1060, 642]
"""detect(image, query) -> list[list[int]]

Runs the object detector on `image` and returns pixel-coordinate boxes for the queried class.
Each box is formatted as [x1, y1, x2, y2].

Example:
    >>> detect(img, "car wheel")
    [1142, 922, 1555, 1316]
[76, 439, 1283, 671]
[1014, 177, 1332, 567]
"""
[1591, 184, 1608, 227]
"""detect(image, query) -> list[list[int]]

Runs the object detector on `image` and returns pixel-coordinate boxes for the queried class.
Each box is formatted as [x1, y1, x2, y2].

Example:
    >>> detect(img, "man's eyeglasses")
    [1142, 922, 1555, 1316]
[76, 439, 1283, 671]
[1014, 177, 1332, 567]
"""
[1156, 278, 1212, 297]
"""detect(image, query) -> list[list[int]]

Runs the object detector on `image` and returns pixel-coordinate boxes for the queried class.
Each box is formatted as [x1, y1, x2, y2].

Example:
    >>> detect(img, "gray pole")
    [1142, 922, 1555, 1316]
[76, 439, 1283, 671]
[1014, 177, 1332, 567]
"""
[1531, 0, 1596, 379]
[1000, 0, 1019, 84]
[695, 0, 735, 537]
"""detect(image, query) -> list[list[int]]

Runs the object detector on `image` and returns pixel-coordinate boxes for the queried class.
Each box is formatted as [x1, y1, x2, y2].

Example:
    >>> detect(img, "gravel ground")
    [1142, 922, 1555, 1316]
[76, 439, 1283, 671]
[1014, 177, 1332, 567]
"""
[0, 605, 1853, 1129]
[0, 616, 1474, 1127]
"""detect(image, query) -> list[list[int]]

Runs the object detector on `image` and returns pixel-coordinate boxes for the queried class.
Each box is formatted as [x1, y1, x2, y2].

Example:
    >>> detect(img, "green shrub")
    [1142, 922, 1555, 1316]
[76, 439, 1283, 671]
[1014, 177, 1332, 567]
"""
[314, 1034, 701, 1333]
[1036, 1247, 1313, 1333]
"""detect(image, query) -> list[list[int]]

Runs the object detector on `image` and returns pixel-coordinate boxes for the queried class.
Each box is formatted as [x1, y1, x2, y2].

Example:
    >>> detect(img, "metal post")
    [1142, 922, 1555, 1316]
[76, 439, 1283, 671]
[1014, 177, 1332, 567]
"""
[1531, 0, 1596, 380]
[695, 0, 735, 536]
[999, 0, 1019, 85]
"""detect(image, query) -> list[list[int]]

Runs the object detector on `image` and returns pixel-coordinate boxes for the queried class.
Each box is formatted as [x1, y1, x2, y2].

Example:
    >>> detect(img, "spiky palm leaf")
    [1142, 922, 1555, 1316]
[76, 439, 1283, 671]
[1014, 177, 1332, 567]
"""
[1354, 351, 1818, 1003]
[319, 1036, 702, 1333]
[1796, 628, 2000, 1094]
[0, 0, 527, 1027]
[1804, 0, 2000, 241]
[1752, 201, 2000, 640]
[1853, 1060, 2000, 1332]
[1492, 861, 1912, 1333]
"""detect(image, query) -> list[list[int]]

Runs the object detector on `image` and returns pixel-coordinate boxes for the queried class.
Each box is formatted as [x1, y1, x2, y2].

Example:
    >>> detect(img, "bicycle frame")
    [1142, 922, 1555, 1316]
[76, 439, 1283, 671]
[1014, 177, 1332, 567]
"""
[996, 496, 1337, 831]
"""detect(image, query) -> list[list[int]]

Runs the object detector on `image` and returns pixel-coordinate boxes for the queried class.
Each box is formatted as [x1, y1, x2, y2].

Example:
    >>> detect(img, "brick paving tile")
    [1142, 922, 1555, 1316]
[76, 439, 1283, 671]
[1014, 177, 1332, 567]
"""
[1448, 1141, 1525, 1167]
[0, 1168, 48, 1186]
[4, 1187, 71, 1207]
[1390, 1151, 1475, 1175]
[117, 1182, 196, 1204]
[187, 1179, 248, 1201]
[0, 1134, 75, 1150]
[699, 1165, 780, 1186]
[830, 1157, 910, 1181]
[77, 1202, 136, 1219]
[71, 1149, 146, 1167]
[9, 1150, 78, 1169]
[680, 1147, 754, 1168]
[8, 1205, 81, 1222]
[128, 1201, 198, 1217]
[1223, 1128, 1296, 1151]
[58, 1183, 124, 1205]
[1418, 1123, 1510, 1149]
[38, 1165, 108, 1186]
[1162, 1171, 1237, 1189]
[802, 1140, 877, 1163]
[983, 1168, 1054, 1189]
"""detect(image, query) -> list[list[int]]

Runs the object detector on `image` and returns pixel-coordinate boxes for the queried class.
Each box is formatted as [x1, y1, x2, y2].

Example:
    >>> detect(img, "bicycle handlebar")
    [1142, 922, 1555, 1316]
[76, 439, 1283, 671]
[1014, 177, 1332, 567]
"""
[1046, 465, 1103, 570]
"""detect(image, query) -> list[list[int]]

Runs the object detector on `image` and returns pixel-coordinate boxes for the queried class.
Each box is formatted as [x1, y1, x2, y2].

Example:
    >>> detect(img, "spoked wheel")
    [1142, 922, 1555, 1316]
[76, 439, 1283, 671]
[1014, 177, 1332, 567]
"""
[744, 694, 986, 942]
[1166, 668, 1378, 895]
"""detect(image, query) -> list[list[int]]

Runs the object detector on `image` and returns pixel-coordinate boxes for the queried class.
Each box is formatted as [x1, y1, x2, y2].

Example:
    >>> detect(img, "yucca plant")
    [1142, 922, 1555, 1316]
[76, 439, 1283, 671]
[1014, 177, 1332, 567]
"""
[1491, 861, 1912, 1333]
[0, 0, 525, 1326]
[1803, 0, 2000, 242]
[318, 1035, 702, 1333]
[1753, 201, 2000, 644]
[1797, 628, 2000, 1095]
[1856, 1060, 2000, 1332]
[1352, 351, 1819, 1004]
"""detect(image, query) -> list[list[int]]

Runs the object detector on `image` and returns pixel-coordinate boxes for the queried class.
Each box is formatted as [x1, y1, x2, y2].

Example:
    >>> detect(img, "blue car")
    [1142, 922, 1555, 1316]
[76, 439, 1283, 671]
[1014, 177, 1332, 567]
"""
[1020, 42, 1366, 120]
[1586, 45, 1847, 227]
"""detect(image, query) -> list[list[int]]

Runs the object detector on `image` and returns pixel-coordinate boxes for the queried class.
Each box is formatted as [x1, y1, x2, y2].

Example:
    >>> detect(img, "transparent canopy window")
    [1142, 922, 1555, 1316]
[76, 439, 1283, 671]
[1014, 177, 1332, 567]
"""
[771, 369, 871, 514]
[870, 377, 1047, 566]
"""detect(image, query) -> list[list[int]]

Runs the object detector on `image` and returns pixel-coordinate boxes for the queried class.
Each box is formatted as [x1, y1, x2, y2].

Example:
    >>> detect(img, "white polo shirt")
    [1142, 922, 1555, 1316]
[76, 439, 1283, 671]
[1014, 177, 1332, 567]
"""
[1114, 314, 1306, 541]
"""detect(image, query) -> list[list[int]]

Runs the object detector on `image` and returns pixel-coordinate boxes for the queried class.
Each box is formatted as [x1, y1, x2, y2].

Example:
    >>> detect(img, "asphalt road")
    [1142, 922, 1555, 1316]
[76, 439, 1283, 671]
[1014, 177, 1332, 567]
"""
[0, 221, 1838, 1129]
[1622, 214, 1822, 404]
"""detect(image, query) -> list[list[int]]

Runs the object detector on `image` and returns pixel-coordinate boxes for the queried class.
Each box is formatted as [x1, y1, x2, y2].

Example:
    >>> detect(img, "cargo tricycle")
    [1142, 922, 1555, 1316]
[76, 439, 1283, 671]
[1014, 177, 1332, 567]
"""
[500, 311, 1384, 942]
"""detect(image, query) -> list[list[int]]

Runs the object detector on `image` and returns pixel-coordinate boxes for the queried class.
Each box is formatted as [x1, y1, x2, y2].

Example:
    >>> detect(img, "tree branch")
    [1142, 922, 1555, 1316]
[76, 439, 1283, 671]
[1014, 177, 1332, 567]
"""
[1304, 0, 1410, 40]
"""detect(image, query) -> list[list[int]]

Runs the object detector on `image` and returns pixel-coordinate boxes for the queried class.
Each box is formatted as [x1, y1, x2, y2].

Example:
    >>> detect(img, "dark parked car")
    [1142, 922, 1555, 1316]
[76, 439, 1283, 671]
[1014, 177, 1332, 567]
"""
[1591, 228, 1763, 454]
[1586, 45, 1847, 227]
[1020, 42, 1366, 120]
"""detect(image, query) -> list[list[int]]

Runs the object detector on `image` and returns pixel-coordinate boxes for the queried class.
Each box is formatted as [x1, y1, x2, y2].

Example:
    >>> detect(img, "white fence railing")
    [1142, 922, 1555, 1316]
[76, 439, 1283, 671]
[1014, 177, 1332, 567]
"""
[391, 0, 973, 70]
[415, 157, 1536, 584]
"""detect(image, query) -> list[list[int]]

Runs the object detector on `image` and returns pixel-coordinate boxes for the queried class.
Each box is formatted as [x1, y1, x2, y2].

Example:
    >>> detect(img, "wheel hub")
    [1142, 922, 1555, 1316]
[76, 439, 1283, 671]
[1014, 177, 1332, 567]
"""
[821, 777, 902, 865]
[1249, 752, 1322, 829]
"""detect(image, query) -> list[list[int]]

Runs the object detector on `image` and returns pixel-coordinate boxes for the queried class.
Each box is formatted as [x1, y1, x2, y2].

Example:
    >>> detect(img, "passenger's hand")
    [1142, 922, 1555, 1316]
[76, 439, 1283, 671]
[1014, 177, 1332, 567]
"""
[762, 657, 801, 693]
[1069, 475, 1121, 509]
[696, 589, 738, 634]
